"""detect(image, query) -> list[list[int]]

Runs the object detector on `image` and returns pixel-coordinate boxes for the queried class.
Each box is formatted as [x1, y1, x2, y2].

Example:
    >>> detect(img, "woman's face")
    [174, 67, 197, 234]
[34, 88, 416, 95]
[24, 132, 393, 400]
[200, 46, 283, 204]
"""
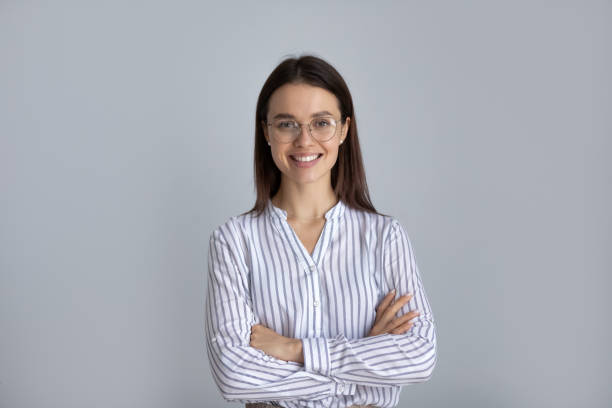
[263, 83, 350, 187]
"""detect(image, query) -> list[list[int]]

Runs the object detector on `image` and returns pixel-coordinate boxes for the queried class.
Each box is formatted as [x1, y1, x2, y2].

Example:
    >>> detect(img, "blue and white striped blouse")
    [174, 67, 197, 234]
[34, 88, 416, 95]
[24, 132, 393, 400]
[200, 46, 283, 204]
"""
[204, 198, 437, 408]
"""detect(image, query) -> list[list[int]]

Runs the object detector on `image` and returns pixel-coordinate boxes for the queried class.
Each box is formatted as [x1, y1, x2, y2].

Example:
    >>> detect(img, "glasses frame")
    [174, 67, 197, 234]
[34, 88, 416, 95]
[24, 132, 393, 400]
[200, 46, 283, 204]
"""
[265, 116, 343, 144]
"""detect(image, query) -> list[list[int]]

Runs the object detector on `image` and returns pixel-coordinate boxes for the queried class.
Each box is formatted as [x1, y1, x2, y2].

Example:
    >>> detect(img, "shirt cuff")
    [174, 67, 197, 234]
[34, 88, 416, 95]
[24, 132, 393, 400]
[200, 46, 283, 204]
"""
[330, 380, 356, 396]
[301, 337, 331, 377]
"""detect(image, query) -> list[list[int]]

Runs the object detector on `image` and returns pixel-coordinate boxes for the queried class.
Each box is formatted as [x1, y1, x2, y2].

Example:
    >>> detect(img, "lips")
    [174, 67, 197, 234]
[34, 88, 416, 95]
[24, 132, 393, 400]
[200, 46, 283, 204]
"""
[289, 153, 323, 168]
[290, 153, 323, 161]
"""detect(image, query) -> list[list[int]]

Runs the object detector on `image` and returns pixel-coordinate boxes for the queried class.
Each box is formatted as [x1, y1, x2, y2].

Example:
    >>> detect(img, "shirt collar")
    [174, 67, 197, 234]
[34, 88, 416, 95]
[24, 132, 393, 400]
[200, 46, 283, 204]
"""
[266, 197, 346, 221]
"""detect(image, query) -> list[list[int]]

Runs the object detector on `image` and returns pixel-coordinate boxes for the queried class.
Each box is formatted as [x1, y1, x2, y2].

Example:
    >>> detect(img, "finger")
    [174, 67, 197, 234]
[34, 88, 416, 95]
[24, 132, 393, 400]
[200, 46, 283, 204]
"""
[374, 290, 396, 324]
[391, 321, 414, 335]
[381, 294, 413, 324]
[382, 293, 412, 319]
[386, 310, 419, 331]
[375, 290, 396, 312]
[390, 293, 413, 315]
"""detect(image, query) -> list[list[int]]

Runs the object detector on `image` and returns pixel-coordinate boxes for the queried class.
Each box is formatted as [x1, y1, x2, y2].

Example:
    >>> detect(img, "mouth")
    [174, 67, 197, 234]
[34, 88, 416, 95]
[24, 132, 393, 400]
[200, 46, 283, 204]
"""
[289, 153, 323, 168]
[290, 153, 323, 162]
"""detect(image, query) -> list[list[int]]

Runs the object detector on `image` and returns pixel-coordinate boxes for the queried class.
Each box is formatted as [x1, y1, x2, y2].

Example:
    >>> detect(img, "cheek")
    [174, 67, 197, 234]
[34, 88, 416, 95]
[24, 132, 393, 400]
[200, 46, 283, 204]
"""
[326, 148, 340, 163]
[271, 148, 289, 169]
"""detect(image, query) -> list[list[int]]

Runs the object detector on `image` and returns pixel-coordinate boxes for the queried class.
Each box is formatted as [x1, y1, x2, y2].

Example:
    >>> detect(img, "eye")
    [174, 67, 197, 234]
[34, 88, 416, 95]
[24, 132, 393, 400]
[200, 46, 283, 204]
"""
[313, 119, 331, 128]
[277, 120, 297, 129]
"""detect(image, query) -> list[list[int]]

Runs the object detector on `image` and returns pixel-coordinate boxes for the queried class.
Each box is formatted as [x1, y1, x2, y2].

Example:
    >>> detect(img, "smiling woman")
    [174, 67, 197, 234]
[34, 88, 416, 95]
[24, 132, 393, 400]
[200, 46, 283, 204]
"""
[204, 55, 437, 408]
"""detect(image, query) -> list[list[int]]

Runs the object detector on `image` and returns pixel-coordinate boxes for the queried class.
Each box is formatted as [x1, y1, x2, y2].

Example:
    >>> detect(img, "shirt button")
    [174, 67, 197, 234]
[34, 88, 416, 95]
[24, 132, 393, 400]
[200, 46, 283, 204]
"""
[309, 265, 316, 271]
[313, 300, 320, 307]
[338, 384, 344, 392]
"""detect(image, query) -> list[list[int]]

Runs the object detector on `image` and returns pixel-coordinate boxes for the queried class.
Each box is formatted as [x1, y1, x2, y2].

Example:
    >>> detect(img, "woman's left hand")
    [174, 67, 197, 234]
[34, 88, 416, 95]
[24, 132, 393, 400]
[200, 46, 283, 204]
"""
[250, 324, 304, 364]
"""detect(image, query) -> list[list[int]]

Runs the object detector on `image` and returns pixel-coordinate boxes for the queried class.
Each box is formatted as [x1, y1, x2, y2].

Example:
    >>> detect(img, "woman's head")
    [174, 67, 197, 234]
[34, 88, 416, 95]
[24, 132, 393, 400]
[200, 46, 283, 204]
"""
[246, 54, 380, 216]
[263, 82, 349, 190]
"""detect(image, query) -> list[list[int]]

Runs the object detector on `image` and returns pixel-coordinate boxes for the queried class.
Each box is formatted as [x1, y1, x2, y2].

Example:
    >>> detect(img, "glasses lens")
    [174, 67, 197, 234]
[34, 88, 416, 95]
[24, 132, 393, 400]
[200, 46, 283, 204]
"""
[310, 117, 337, 141]
[271, 119, 299, 143]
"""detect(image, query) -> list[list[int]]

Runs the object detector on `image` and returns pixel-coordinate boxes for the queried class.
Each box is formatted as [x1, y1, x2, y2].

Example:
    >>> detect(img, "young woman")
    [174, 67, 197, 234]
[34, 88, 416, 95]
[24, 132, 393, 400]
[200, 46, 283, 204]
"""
[205, 55, 437, 408]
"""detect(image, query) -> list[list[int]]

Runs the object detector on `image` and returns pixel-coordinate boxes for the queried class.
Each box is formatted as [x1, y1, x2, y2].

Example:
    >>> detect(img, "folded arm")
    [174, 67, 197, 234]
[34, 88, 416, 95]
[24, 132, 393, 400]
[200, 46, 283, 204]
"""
[204, 224, 352, 402]
[300, 219, 437, 387]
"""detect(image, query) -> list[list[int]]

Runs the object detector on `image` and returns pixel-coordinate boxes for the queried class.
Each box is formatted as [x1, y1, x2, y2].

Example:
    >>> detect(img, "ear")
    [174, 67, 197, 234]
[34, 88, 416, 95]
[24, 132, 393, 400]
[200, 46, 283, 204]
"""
[342, 117, 350, 141]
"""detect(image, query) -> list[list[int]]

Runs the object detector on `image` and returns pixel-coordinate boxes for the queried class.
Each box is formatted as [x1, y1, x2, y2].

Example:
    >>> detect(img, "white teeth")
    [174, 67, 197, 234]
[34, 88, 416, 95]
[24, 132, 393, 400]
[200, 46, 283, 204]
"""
[292, 154, 320, 162]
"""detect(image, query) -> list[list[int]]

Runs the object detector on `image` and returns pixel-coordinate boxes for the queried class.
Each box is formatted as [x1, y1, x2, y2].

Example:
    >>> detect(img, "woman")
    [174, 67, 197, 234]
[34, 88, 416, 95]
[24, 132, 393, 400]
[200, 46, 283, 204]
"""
[205, 55, 437, 408]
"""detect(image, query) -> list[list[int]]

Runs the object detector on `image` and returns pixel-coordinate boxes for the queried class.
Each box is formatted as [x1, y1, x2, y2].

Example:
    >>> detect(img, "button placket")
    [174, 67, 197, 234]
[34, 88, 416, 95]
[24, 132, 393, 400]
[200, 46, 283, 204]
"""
[312, 265, 322, 336]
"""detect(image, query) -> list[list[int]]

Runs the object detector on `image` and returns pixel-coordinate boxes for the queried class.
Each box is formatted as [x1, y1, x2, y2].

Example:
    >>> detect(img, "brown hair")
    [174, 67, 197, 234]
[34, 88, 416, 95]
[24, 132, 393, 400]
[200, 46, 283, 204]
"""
[243, 54, 386, 218]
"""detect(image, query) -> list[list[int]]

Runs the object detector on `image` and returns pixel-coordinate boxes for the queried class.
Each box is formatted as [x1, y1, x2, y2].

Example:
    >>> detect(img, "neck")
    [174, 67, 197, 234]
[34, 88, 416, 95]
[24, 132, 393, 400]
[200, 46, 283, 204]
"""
[272, 181, 337, 222]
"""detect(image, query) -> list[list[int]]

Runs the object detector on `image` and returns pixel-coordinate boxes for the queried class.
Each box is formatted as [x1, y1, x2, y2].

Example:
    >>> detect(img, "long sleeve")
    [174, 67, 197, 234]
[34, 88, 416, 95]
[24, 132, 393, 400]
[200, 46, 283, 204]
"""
[204, 224, 352, 403]
[300, 219, 437, 387]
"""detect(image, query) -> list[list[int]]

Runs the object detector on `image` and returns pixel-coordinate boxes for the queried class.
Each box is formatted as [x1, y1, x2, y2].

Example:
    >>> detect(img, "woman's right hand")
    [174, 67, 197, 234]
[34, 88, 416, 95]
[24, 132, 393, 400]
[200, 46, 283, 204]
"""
[367, 290, 420, 337]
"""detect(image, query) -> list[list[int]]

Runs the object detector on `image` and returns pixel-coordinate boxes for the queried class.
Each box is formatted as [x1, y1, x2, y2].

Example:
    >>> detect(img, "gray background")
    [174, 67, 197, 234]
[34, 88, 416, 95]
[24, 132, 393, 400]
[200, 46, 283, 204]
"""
[1, 1, 610, 407]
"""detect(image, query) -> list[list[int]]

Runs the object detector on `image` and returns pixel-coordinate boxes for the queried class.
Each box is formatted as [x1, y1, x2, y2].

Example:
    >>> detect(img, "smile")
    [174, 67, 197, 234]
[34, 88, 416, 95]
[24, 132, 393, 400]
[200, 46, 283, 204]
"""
[291, 154, 321, 162]
[289, 154, 323, 168]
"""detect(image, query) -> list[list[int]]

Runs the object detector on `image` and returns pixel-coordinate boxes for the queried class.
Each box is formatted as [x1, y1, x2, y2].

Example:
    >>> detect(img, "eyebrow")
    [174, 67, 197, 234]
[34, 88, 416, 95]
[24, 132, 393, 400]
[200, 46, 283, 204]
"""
[271, 110, 335, 120]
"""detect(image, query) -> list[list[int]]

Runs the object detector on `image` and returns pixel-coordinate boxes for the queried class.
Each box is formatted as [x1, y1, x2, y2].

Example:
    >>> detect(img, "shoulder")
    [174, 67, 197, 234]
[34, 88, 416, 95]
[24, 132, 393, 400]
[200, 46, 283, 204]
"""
[344, 205, 401, 238]
[209, 210, 262, 248]
[351, 207, 415, 252]
[380, 216, 414, 253]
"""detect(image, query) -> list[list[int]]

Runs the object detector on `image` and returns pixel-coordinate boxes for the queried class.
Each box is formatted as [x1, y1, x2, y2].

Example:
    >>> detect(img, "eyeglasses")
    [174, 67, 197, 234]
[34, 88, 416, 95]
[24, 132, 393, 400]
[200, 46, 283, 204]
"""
[266, 116, 342, 143]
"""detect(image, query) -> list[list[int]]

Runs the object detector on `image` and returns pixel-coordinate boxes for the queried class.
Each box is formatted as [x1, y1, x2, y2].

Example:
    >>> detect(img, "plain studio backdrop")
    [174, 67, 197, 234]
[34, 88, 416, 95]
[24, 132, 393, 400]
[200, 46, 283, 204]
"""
[1, 1, 610, 407]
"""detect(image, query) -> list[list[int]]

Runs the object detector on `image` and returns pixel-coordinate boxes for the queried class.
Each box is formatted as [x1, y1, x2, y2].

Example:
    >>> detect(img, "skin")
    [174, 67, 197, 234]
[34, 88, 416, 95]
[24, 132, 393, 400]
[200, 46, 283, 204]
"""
[250, 83, 419, 363]
[262, 82, 348, 220]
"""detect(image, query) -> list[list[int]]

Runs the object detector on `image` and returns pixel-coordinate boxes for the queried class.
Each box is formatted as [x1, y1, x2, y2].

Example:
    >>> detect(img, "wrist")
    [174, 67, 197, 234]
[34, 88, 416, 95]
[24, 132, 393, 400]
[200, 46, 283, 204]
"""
[291, 339, 304, 364]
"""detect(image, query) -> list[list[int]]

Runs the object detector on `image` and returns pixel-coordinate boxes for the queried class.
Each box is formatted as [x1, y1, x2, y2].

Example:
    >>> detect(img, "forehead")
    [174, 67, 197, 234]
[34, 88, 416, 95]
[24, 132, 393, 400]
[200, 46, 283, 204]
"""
[267, 83, 340, 119]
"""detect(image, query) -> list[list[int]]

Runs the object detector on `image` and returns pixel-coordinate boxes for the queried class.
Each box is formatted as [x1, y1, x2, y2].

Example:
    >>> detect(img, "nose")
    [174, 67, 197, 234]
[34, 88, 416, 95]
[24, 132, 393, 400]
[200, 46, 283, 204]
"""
[294, 123, 315, 146]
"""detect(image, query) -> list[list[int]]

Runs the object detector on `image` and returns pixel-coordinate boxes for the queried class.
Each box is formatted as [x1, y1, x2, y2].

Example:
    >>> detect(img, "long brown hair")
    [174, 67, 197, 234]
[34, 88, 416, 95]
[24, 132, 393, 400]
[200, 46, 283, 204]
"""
[243, 54, 385, 218]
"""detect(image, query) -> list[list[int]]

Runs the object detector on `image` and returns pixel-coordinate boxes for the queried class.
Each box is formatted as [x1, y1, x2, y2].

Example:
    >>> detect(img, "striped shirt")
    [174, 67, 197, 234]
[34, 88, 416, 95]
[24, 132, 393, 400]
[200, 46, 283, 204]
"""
[204, 198, 437, 408]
